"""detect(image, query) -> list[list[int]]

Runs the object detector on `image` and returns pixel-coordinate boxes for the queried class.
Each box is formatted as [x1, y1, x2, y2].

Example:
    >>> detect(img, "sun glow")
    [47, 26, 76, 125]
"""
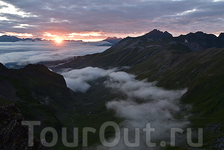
[55, 38, 63, 44]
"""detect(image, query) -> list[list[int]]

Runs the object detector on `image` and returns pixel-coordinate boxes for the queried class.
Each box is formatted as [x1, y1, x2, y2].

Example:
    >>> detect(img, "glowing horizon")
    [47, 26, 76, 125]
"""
[0, 0, 224, 42]
[1, 30, 223, 42]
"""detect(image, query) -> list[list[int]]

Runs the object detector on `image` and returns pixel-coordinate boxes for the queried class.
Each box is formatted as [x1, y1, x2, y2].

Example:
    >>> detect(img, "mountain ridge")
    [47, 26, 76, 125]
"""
[52, 29, 224, 70]
[141, 29, 173, 38]
[0, 35, 42, 42]
[48, 29, 224, 149]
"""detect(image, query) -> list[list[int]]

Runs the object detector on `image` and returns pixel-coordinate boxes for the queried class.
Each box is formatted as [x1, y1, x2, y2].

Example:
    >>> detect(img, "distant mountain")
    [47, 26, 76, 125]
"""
[0, 35, 21, 42]
[0, 35, 42, 42]
[23, 38, 42, 41]
[141, 29, 173, 38]
[102, 37, 122, 45]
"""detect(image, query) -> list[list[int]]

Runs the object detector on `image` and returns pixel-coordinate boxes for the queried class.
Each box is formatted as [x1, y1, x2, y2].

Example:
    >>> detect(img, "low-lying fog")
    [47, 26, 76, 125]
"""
[0, 41, 110, 68]
[61, 67, 190, 149]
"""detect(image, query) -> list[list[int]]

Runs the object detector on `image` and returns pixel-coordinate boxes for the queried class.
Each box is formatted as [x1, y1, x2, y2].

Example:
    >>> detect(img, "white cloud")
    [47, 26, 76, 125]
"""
[176, 9, 197, 16]
[12, 24, 37, 29]
[61, 67, 117, 93]
[0, 16, 9, 20]
[99, 70, 189, 149]
[0, 1, 37, 17]
[59, 67, 189, 149]
[105, 72, 186, 101]
[213, 0, 224, 2]
[0, 41, 110, 66]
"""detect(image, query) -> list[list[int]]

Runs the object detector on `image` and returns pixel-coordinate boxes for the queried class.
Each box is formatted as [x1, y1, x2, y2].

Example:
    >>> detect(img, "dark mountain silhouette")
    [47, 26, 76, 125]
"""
[103, 37, 122, 45]
[0, 35, 42, 42]
[0, 35, 21, 42]
[218, 32, 224, 40]
[176, 31, 224, 50]
[141, 29, 173, 38]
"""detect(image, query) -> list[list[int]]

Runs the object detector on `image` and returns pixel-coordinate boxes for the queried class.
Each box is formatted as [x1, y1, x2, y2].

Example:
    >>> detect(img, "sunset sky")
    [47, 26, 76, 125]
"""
[0, 0, 224, 41]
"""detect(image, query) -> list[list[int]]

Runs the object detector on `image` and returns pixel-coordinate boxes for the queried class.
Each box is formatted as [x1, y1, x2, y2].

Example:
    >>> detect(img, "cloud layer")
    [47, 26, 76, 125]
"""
[61, 67, 116, 93]
[60, 67, 189, 149]
[0, 0, 224, 39]
[102, 71, 188, 149]
[0, 41, 110, 67]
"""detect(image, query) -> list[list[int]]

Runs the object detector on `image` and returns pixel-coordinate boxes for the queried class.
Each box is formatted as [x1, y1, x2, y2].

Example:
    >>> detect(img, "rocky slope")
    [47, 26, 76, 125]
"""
[0, 104, 49, 150]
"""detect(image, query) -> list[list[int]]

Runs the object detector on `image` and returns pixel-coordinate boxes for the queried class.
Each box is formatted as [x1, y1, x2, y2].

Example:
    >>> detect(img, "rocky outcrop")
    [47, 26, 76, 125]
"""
[0, 104, 49, 150]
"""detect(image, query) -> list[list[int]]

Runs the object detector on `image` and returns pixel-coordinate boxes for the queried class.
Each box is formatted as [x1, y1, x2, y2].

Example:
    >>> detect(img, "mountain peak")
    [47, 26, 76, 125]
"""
[0, 35, 20, 42]
[103, 36, 122, 45]
[104, 37, 120, 40]
[142, 29, 173, 38]
[218, 33, 224, 39]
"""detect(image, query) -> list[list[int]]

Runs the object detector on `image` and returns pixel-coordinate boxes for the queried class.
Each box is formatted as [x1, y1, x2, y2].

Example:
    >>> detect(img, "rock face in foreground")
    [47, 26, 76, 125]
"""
[0, 104, 49, 150]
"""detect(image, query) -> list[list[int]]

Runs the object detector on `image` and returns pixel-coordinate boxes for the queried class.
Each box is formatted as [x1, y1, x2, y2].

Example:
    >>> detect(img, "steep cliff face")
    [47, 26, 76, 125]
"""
[0, 64, 80, 148]
[0, 104, 49, 150]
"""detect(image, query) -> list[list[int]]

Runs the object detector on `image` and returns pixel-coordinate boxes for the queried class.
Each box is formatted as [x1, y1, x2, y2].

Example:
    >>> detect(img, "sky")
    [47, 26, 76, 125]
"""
[0, 0, 224, 41]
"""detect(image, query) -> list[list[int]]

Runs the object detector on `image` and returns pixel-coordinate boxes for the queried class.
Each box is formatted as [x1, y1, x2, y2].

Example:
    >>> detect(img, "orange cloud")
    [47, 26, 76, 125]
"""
[43, 32, 57, 37]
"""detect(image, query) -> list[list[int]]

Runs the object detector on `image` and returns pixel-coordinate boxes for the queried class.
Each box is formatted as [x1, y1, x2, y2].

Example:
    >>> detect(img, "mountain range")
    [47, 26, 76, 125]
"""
[0, 35, 122, 45]
[0, 35, 42, 42]
[52, 29, 224, 69]
[1, 29, 224, 149]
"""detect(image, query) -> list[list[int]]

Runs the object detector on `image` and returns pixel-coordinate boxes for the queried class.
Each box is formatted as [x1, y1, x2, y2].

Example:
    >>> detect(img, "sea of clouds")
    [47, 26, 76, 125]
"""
[0, 41, 110, 67]
[60, 67, 190, 149]
[61, 67, 117, 93]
